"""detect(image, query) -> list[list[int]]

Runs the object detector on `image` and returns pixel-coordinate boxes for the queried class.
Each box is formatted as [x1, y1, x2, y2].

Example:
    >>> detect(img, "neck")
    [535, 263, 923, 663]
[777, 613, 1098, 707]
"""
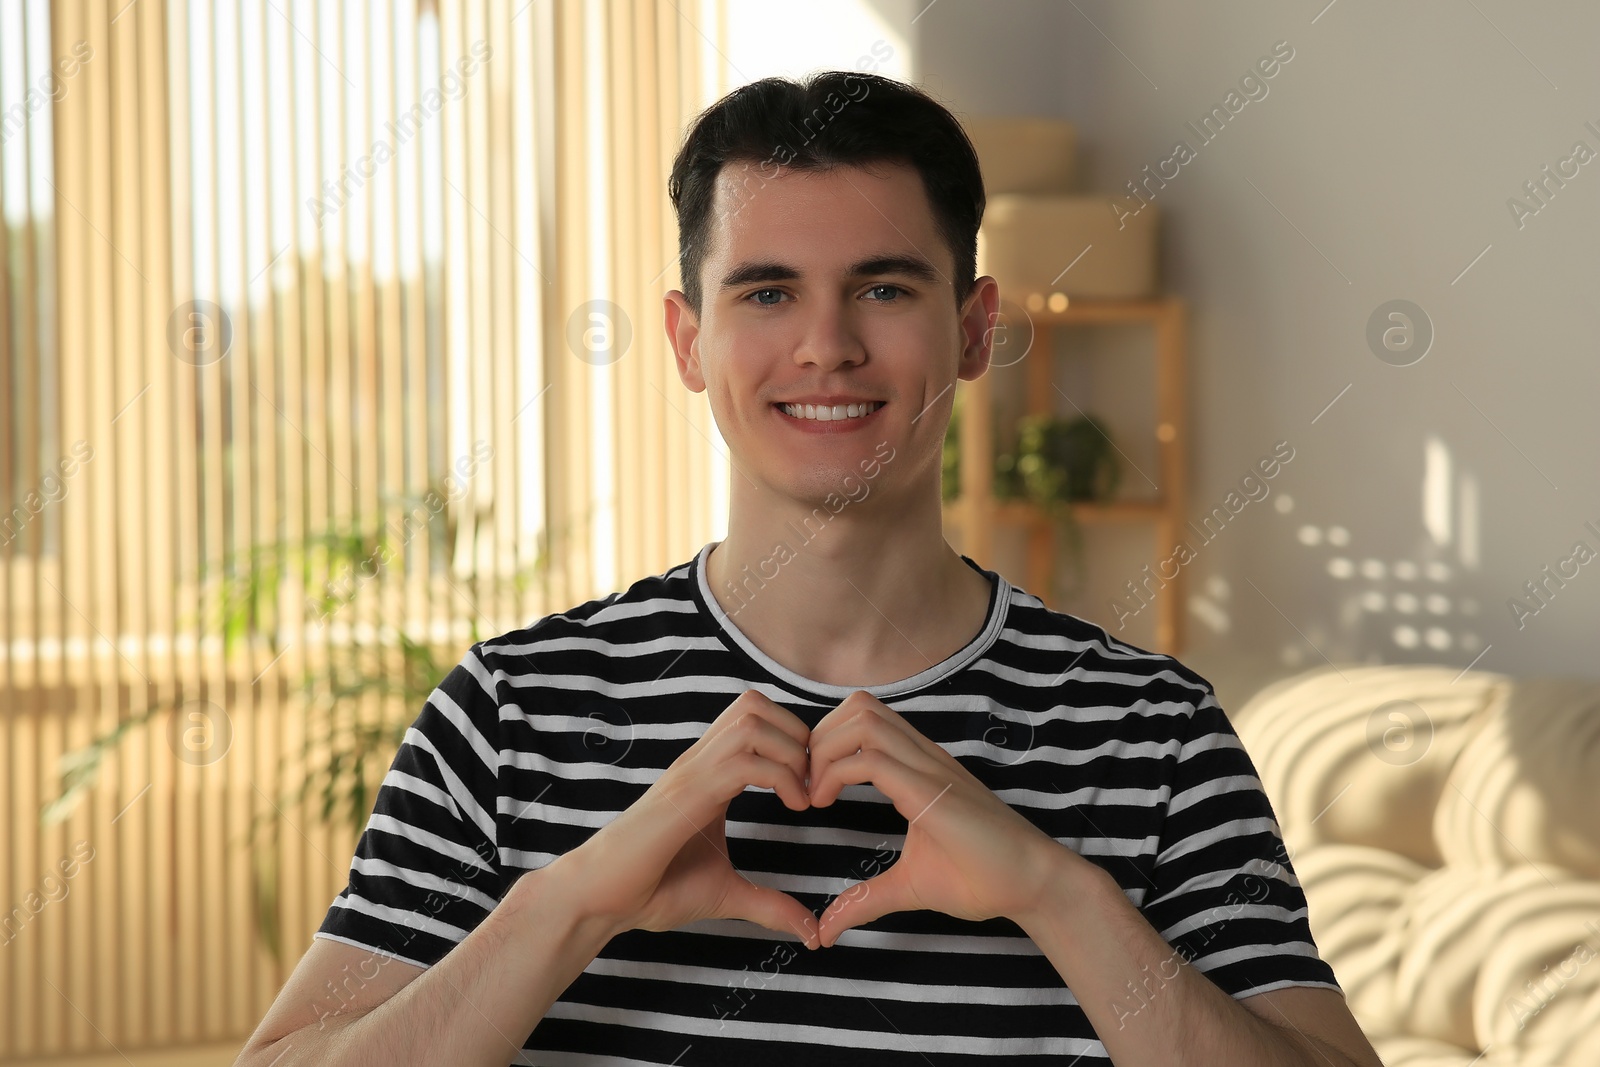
[705, 476, 993, 689]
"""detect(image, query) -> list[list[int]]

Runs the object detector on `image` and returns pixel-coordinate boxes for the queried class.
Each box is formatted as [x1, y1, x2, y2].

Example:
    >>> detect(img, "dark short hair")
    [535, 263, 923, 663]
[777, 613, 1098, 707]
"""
[667, 71, 986, 318]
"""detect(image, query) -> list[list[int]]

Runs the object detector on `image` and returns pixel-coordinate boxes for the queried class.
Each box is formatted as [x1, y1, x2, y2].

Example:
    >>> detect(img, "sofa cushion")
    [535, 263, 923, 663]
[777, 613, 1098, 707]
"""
[1232, 665, 1505, 866]
[1294, 843, 1427, 1035]
[1369, 1034, 1506, 1065]
[1470, 884, 1600, 1055]
[1435, 677, 1600, 879]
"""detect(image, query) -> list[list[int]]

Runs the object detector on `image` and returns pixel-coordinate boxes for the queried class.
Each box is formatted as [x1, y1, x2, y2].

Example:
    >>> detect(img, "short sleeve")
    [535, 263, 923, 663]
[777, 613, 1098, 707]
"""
[1137, 681, 1341, 999]
[315, 642, 509, 969]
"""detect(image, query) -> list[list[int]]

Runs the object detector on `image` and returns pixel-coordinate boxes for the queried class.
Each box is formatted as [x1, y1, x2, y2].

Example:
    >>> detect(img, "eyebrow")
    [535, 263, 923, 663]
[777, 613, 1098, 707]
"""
[717, 253, 941, 293]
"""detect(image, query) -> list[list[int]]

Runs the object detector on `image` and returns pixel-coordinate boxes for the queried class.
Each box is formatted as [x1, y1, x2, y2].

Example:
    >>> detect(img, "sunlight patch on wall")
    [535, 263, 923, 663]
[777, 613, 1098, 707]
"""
[1424, 434, 1452, 547]
[1278, 436, 1484, 669]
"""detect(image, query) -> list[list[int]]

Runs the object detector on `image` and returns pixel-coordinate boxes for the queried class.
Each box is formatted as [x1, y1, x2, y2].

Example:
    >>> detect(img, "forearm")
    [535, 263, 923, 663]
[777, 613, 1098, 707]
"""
[1013, 850, 1362, 1067]
[254, 858, 618, 1067]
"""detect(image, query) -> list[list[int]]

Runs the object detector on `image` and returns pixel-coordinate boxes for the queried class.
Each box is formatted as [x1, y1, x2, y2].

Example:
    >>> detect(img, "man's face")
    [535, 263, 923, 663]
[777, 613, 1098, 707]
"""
[666, 160, 994, 507]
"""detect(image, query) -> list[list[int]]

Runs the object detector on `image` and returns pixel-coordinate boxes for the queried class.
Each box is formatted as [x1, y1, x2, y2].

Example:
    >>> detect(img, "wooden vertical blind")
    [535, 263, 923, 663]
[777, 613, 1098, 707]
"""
[0, 0, 725, 1057]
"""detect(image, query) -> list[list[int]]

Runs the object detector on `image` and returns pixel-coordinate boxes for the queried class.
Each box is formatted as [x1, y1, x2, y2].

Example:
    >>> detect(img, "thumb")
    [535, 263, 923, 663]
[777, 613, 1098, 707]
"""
[817, 864, 915, 949]
[722, 874, 821, 951]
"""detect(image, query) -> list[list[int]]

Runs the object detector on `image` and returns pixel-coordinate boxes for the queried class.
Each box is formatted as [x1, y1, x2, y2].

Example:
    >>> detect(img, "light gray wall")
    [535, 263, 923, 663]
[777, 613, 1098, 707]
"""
[909, 0, 1600, 709]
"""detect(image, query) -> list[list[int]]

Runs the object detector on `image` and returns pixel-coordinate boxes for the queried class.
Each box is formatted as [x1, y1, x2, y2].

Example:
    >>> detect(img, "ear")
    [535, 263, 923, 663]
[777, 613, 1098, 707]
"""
[664, 290, 706, 393]
[956, 275, 1001, 383]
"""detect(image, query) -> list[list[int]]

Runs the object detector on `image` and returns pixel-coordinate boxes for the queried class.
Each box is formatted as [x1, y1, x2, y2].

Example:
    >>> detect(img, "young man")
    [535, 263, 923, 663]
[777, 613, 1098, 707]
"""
[236, 73, 1382, 1066]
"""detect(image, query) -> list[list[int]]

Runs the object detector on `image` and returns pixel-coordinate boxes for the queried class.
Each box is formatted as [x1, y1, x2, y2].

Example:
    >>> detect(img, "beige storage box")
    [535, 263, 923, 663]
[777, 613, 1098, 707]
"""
[961, 116, 1077, 194]
[978, 194, 1160, 300]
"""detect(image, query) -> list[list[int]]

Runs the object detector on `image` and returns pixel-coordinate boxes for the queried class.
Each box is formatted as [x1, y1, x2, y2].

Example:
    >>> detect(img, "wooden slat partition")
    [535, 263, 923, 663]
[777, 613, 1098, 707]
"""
[0, 0, 726, 1058]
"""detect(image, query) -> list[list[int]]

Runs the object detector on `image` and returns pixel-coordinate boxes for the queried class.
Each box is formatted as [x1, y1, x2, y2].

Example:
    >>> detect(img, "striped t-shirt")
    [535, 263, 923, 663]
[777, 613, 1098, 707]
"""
[316, 540, 1339, 1064]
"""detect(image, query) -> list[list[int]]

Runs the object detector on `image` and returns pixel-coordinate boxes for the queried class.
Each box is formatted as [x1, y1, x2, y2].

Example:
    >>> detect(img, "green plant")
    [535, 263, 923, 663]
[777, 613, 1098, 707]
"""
[942, 392, 962, 502]
[1001, 413, 1122, 599]
[44, 485, 570, 959]
[1014, 413, 1122, 505]
[942, 392, 1034, 504]
[943, 397, 1123, 598]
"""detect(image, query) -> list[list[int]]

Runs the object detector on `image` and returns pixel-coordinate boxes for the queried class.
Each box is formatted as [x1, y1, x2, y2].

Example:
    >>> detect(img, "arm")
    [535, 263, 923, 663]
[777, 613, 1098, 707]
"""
[1011, 848, 1383, 1067]
[805, 690, 1383, 1067]
[235, 854, 618, 1067]
[236, 689, 818, 1067]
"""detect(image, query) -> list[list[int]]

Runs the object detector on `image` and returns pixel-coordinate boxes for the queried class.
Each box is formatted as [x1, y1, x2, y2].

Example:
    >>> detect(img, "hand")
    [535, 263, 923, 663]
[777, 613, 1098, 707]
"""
[805, 690, 1069, 948]
[560, 690, 821, 949]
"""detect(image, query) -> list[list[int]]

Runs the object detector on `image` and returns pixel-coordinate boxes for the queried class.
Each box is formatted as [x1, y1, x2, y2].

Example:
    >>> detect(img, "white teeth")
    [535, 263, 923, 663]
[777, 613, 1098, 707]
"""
[781, 401, 882, 422]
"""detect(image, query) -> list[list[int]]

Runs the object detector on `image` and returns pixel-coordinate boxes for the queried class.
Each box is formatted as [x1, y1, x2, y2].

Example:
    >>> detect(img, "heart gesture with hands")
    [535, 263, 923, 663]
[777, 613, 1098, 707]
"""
[806, 689, 1070, 947]
[564, 687, 1075, 953]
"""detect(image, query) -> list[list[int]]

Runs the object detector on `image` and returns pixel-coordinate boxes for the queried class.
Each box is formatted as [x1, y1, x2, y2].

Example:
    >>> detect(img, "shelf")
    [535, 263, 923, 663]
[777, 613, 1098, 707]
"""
[945, 295, 1188, 653]
[1015, 294, 1181, 326]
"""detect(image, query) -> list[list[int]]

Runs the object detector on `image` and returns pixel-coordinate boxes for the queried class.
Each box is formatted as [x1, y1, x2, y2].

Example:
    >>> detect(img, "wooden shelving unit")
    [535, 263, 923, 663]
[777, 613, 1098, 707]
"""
[942, 295, 1189, 654]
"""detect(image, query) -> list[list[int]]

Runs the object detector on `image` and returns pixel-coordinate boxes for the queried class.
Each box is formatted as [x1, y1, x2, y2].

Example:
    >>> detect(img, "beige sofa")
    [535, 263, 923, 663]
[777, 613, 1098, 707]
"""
[1232, 665, 1600, 1066]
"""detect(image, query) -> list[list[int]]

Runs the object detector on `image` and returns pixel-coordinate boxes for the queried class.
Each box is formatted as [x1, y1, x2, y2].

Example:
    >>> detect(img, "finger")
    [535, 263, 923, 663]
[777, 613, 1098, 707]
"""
[748, 690, 817, 742]
[638, 746, 809, 875]
[809, 726, 944, 810]
[808, 748, 947, 821]
[720, 874, 822, 951]
[724, 751, 810, 812]
[699, 710, 811, 803]
[811, 689, 917, 734]
[709, 690, 813, 750]
[659, 750, 808, 832]
[810, 711, 932, 772]
[816, 863, 917, 948]
[810, 690, 887, 743]
[811, 693, 943, 769]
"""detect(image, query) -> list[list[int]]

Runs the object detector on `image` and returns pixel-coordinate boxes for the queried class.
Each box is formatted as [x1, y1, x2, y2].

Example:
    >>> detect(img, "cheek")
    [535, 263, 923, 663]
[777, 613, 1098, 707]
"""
[867, 319, 953, 385]
[716, 331, 790, 406]
[704, 363, 766, 432]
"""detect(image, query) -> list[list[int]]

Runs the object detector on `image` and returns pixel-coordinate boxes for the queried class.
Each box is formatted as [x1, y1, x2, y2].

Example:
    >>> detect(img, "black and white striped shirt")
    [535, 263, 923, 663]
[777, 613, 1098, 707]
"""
[317, 541, 1339, 1064]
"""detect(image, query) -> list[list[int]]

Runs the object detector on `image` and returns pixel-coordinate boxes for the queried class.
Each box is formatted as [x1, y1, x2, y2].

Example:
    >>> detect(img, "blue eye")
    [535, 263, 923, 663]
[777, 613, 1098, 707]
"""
[743, 285, 907, 306]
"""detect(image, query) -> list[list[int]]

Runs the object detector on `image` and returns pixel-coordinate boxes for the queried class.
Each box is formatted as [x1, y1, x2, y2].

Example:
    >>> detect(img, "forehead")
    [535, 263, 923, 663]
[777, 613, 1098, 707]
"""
[705, 160, 948, 277]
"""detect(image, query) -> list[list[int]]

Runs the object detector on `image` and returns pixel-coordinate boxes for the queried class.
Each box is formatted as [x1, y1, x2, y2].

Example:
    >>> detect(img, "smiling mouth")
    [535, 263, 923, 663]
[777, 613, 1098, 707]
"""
[774, 401, 886, 422]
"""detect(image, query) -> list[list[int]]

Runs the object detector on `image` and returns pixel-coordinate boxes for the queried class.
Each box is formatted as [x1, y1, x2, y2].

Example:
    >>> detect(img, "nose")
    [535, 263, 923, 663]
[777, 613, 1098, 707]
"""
[792, 297, 866, 373]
